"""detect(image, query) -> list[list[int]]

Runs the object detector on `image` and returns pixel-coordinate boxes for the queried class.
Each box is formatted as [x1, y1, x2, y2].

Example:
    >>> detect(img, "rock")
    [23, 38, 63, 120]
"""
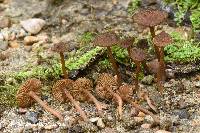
[0, 17, 11, 28]
[24, 36, 39, 45]
[97, 118, 105, 129]
[17, 29, 27, 38]
[44, 124, 58, 130]
[194, 81, 200, 87]
[155, 130, 171, 133]
[0, 40, 8, 51]
[17, 108, 27, 114]
[0, 33, 4, 40]
[90, 117, 99, 123]
[166, 69, 175, 78]
[9, 41, 20, 48]
[137, 112, 146, 117]
[141, 75, 154, 85]
[174, 109, 190, 119]
[25, 111, 39, 124]
[141, 123, 151, 129]
[21, 18, 46, 34]
[134, 117, 144, 123]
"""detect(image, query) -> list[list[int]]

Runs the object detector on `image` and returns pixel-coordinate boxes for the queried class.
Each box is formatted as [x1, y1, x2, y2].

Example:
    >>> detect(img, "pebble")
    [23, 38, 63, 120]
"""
[17, 108, 28, 114]
[0, 33, 4, 40]
[90, 117, 99, 123]
[134, 117, 144, 123]
[24, 36, 38, 45]
[97, 118, 105, 129]
[155, 130, 171, 133]
[25, 111, 39, 124]
[44, 124, 58, 130]
[141, 123, 151, 129]
[0, 40, 8, 51]
[174, 109, 190, 119]
[0, 17, 11, 28]
[137, 112, 146, 117]
[9, 41, 20, 48]
[20, 18, 46, 34]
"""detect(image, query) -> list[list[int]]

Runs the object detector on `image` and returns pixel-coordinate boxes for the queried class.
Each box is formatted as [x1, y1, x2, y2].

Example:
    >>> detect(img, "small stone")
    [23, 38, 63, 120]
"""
[44, 124, 58, 130]
[21, 18, 46, 34]
[194, 81, 200, 87]
[90, 117, 99, 123]
[9, 41, 20, 48]
[18, 108, 27, 114]
[17, 29, 27, 38]
[155, 130, 171, 133]
[0, 17, 11, 28]
[141, 75, 154, 85]
[24, 36, 39, 45]
[134, 117, 144, 123]
[141, 123, 151, 129]
[0, 33, 4, 40]
[174, 109, 189, 119]
[0, 40, 8, 51]
[137, 112, 146, 117]
[166, 69, 175, 78]
[97, 118, 105, 129]
[25, 111, 39, 124]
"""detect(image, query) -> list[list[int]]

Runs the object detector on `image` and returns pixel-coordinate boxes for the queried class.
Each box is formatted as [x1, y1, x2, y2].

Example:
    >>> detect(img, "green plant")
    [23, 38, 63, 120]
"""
[190, 9, 200, 32]
[98, 58, 112, 70]
[128, 0, 141, 15]
[111, 46, 129, 65]
[79, 32, 94, 46]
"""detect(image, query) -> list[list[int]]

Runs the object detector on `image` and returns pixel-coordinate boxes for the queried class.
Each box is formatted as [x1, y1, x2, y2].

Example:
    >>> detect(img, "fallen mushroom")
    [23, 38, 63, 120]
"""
[51, 41, 69, 79]
[130, 48, 147, 91]
[71, 77, 107, 116]
[93, 32, 122, 86]
[96, 73, 123, 119]
[16, 78, 64, 122]
[52, 79, 88, 121]
[153, 31, 172, 92]
[117, 85, 160, 124]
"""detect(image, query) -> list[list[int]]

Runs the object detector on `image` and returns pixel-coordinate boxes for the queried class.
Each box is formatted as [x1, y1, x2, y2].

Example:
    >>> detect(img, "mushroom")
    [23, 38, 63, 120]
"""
[118, 37, 134, 57]
[93, 32, 122, 86]
[51, 41, 68, 79]
[153, 31, 172, 92]
[95, 73, 123, 119]
[129, 48, 147, 91]
[16, 78, 64, 122]
[52, 79, 88, 121]
[71, 78, 107, 116]
[117, 85, 160, 124]
[133, 9, 168, 58]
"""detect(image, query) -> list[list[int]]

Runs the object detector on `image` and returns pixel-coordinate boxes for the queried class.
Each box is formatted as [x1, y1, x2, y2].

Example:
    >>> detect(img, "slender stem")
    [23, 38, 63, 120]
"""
[144, 94, 158, 113]
[108, 89, 123, 120]
[150, 26, 160, 59]
[127, 47, 131, 57]
[28, 91, 64, 122]
[149, 26, 155, 38]
[107, 46, 122, 86]
[160, 47, 166, 81]
[83, 90, 107, 116]
[59, 52, 68, 79]
[63, 89, 88, 121]
[134, 61, 141, 91]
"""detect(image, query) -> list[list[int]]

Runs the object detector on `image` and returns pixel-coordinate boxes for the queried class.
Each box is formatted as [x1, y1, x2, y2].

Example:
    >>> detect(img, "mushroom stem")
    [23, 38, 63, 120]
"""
[28, 91, 64, 122]
[128, 99, 160, 124]
[59, 52, 68, 79]
[127, 47, 131, 57]
[107, 89, 123, 119]
[83, 90, 107, 116]
[63, 89, 88, 121]
[134, 61, 141, 91]
[150, 26, 160, 59]
[144, 94, 158, 113]
[159, 47, 166, 81]
[107, 46, 122, 86]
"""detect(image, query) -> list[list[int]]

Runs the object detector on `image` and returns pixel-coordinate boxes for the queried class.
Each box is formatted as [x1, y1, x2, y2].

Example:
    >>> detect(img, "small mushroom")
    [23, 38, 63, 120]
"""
[93, 32, 122, 86]
[71, 78, 107, 116]
[95, 73, 123, 119]
[130, 48, 147, 91]
[117, 85, 160, 124]
[51, 42, 69, 79]
[16, 78, 64, 122]
[153, 31, 172, 92]
[133, 9, 168, 58]
[52, 79, 88, 121]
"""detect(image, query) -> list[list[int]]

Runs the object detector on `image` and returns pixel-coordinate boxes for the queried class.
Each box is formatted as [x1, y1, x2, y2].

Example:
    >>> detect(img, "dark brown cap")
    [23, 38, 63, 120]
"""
[133, 9, 168, 27]
[153, 31, 172, 47]
[51, 41, 69, 53]
[93, 32, 119, 47]
[16, 78, 42, 108]
[130, 48, 146, 62]
[52, 79, 74, 103]
[71, 78, 93, 101]
[119, 37, 134, 48]
[117, 85, 134, 101]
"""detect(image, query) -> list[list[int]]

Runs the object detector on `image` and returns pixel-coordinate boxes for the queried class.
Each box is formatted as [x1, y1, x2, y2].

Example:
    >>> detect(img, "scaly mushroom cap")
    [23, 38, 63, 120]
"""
[130, 48, 146, 62]
[119, 37, 134, 48]
[133, 9, 168, 27]
[96, 73, 118, 99]
[52, 79, 74, 103]
[153, 31, 172, 47]
[147, 59, 159, 74]
[16, 78, 42, 108]
[71, 78, 93, 101]
[93, 32, 119, 47]
[51, 41, 69, 53]
[117, 85, 134, 101]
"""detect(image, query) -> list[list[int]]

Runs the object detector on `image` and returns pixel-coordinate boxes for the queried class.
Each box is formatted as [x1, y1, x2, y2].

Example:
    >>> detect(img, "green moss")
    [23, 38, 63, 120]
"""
[111, 46, 130, 65]
[79, 32, 95, 46]
[98, 58, 112, 70]
[128, 0, 141, 15]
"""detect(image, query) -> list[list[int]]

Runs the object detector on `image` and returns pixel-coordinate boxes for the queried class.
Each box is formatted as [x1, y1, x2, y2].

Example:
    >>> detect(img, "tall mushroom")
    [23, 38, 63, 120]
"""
[51, 41, 68, 79]
[52, 79, 88, 121]
[130, 48, 147, 91]
[71, 78, 107, 116]
[117, 85, 160, 124]
[93, 32, 122, 86]
[133, 9, 168, 58]
[153, 31, 172, 92]
[16, 78, 64, 122]
[95, 73, 123, 119]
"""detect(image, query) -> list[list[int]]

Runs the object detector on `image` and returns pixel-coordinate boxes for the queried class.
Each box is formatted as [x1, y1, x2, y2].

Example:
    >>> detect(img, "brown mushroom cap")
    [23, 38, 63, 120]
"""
[117, 85, 134, 101]
[16, 78, 42, 108]
[153, 31, 172, 47]
[130, 48, 146, 62]
[133, 9, 168, 27]
[52, 79, 74, 103]
[119, 37, 134, 48]
[147, 59, 159, 74]
[96, 73, 118, 99]
[93, 32, 119, 47]
[71, 78, 93, 101]
[51, 41, 69, 53]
